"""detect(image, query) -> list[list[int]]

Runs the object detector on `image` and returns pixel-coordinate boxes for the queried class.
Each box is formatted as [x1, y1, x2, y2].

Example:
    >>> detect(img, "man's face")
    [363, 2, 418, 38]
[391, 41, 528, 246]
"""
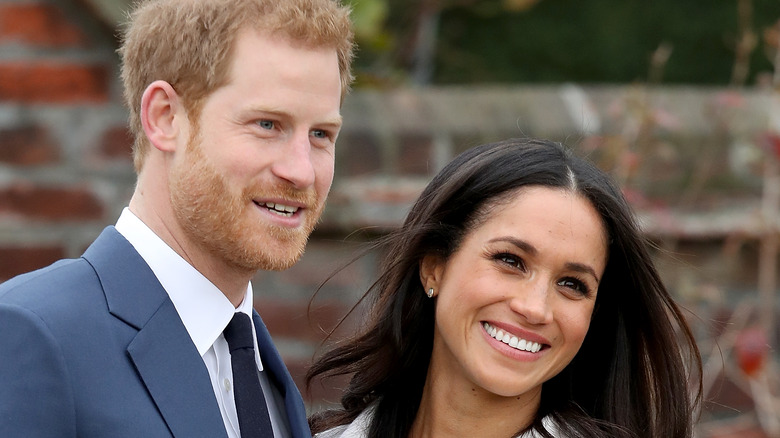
[169, 28, 342, 272]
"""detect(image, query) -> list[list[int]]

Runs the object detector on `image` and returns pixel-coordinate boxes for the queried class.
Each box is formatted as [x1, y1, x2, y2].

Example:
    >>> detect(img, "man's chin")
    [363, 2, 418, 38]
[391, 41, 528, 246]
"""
[239, 237, 309, 272]
[258, 258, 299, 272]
[219, 215, 317, 272]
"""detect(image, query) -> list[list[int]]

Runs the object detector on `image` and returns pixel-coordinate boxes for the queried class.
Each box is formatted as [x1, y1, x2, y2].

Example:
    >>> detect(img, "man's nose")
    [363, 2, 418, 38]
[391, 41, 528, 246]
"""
[271, 132, 316, 188]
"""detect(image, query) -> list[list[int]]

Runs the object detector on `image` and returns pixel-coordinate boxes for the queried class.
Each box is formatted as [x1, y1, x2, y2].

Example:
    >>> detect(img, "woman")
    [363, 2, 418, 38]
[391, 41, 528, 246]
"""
[307, 138, 702, 438]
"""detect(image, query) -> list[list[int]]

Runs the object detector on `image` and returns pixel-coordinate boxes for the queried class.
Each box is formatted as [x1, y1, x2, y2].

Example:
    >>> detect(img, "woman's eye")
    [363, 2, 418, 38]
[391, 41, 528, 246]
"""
[257, 120, 275, 130]
[557, 277, 589, 295]
[496, 253, 524, 270]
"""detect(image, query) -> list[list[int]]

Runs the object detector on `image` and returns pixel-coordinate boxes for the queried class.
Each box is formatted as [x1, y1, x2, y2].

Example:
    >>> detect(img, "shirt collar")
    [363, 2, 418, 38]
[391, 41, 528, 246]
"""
[115, 207, 254, 357]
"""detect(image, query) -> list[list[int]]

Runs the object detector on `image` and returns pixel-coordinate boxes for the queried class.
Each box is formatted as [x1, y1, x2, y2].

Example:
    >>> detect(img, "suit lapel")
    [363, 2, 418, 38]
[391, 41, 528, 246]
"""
[84, 227, 227, 438]
[128, 300, 227, 438]
[253, 312, 311, 438]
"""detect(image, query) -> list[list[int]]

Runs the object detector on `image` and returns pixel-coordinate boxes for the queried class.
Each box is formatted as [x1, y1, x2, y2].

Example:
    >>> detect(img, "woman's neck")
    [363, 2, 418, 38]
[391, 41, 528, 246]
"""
[408, 367, 541, 438]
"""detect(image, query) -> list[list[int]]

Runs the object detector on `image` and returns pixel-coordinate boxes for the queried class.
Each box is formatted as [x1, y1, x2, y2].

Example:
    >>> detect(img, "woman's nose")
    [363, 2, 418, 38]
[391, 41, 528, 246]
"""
[508, 279, 554, 325]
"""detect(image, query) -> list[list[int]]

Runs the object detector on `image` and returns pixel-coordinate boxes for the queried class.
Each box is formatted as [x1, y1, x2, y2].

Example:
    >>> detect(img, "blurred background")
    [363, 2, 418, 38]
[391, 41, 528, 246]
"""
[0, 0, 778, 436]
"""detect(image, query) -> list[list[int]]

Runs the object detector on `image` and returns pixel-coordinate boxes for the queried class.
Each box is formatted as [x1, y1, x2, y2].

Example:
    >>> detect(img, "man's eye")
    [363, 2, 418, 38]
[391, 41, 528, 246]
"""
[257, 120, 274, 130]
[311, 129, 328, 139]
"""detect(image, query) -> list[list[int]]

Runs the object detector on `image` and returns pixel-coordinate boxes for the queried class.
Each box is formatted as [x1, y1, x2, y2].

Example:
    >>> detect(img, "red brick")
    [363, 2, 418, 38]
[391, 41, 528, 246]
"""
[286, 357, 350, 406]
[277, 242, 365, 288]
[397, 132, 433, 175]
[0, 182, 104, 221]
[255, 298, 354, 342]
[0, 125, 60, 165]
[98, 126, 133, 161]
[703, 426, 769, 438]
[0, 4, 87, 48]
[0, 62, 109, 103]
[362, 184, 423, 204]
[452, 133, 482, 156]
[704, 370, 755, 414]
[336, 130, 382, 177]
[0, 245, 65, 281]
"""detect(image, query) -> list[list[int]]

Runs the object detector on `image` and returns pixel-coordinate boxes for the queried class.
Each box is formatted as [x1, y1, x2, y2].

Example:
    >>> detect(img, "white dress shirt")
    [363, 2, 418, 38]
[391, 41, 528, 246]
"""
[115, 208, 290, 438]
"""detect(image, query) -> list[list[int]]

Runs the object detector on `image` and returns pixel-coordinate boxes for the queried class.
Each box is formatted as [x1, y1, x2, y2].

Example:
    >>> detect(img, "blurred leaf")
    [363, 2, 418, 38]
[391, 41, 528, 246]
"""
[348, 0, 389, 42]
[502, 0, 541, 12]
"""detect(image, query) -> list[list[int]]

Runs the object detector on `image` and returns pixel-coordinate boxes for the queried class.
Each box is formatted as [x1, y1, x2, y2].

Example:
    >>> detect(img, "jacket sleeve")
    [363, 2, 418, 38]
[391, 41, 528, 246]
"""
[0, 303, 76, 438]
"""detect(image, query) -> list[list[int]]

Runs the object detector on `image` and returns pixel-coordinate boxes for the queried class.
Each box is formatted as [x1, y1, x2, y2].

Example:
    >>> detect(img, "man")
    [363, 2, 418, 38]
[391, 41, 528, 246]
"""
[0, 0, 354, 436]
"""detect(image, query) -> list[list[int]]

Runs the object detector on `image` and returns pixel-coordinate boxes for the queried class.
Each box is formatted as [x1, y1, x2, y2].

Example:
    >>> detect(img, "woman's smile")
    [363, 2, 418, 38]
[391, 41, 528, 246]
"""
[482, 321, 547, 354]
[424, 185, 607, 400]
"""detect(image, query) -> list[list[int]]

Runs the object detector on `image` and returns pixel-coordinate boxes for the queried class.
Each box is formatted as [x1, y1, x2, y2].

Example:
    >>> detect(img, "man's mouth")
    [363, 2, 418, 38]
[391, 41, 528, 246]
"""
[483, 322, 545, 353]
[254, 201, 300, 217]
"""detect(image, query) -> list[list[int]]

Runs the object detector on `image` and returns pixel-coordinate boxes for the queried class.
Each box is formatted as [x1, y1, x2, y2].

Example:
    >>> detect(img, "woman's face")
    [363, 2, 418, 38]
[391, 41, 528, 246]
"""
[423, 186, 608, 404]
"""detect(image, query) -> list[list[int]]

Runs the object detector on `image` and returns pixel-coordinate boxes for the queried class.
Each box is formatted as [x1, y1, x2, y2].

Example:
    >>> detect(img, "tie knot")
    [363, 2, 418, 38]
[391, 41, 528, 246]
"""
[223, 312, 254, 353]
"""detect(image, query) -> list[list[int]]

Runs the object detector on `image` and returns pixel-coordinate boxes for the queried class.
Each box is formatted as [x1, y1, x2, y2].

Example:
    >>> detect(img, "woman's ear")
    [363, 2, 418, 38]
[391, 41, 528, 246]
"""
[420, 254, 444, 297]
[140, 80, 186, 153]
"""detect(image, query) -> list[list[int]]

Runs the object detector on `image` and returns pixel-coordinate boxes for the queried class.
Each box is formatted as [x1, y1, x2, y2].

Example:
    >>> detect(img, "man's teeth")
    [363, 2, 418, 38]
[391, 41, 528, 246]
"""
[483, 322, 542, 353]
[258, 202, 298, 217]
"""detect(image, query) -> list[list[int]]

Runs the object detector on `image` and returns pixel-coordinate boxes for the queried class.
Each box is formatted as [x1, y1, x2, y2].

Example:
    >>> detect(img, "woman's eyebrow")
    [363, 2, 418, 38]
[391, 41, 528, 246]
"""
[488, 236, 600, 282]
[488, 236, 537, 255]
[564, 262, 600, 283]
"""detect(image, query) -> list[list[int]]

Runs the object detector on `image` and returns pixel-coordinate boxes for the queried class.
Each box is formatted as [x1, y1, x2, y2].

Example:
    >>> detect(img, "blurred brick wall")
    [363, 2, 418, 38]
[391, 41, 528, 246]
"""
[0, 0, 130, 279]
[0, 1, 777, 434]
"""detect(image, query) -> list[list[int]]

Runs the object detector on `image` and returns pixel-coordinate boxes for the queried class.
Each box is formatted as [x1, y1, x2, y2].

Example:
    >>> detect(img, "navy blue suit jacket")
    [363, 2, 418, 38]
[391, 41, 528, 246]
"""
[0, 227, 311, 437]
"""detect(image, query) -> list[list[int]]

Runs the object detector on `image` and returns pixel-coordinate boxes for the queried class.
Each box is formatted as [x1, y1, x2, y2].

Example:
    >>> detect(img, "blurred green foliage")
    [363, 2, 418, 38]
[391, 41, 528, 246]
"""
[346, 0, 780, 86]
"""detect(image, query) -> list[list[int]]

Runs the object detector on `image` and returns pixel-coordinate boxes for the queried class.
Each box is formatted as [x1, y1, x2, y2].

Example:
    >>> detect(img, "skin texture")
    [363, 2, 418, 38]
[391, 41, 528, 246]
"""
[416, 186, 608, 438]
[130, 28, 343, 306]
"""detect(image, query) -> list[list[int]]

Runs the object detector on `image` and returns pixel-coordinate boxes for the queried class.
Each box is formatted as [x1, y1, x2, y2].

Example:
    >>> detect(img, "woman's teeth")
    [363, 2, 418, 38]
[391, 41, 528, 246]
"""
[483, 322, 542, 353]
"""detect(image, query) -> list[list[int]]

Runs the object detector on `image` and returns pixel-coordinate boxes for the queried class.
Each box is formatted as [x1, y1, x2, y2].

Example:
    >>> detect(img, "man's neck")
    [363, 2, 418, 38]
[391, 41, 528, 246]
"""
[128, 195, 253, 307]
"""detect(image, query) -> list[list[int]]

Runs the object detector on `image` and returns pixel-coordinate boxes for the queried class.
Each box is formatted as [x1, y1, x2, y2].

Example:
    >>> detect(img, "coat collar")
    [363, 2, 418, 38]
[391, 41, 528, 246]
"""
[83, 227, 228, 438]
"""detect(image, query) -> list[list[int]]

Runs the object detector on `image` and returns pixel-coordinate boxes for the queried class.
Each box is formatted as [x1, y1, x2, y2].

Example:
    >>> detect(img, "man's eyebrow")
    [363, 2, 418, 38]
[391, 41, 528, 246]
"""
[242, 107, 343, 128]
[318, 114, 343, 128]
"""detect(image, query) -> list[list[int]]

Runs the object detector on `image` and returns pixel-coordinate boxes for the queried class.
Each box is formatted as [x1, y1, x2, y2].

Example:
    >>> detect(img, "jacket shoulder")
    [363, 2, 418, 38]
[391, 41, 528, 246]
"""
[0, 257, 98, 308]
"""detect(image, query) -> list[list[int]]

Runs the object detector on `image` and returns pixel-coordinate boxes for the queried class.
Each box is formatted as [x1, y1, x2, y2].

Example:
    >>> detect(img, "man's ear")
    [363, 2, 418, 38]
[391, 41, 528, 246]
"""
[419, 253, 445, 296]
[140, 80, 186, 152]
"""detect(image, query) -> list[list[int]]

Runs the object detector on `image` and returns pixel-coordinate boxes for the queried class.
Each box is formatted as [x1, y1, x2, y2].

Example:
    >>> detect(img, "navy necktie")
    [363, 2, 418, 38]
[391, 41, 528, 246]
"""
[223, 312, 274, 438]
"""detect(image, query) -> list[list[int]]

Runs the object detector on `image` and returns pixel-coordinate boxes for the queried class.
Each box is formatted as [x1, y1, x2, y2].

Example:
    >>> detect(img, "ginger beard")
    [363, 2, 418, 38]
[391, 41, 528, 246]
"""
[169, 131, 324, 272]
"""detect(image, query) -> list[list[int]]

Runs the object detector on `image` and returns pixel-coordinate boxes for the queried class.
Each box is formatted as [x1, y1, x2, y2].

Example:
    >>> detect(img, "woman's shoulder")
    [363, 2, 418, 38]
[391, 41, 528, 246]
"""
[314, 405, 376, 438]
[315, 409, 558, 438]
[314, 424, 350, 438]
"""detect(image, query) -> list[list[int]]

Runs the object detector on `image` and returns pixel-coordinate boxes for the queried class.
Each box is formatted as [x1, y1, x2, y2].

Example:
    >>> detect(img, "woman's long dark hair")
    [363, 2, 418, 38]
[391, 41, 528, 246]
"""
[306, 138, 702, 438]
